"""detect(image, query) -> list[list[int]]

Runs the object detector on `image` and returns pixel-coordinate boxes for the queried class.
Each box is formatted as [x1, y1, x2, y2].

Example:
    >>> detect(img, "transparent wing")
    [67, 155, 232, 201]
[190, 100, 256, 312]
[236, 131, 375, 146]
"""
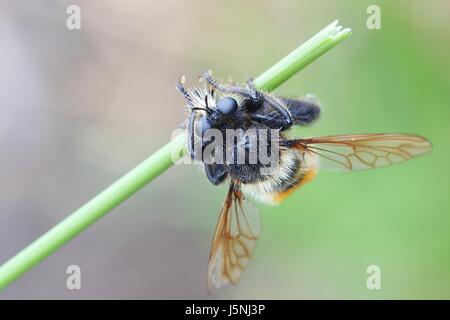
[207, 182, 261, 291]
[293, 133, 432, 172]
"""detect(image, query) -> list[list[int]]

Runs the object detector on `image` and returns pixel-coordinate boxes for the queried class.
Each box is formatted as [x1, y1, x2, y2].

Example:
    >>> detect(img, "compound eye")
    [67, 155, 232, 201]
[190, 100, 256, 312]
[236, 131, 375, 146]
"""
[216, 97, 238, 114]
[195, 116, 212, 137]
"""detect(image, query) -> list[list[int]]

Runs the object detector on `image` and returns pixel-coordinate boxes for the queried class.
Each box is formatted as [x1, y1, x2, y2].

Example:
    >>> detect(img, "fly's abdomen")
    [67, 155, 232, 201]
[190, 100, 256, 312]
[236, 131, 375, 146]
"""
[241, 148, 318, 205]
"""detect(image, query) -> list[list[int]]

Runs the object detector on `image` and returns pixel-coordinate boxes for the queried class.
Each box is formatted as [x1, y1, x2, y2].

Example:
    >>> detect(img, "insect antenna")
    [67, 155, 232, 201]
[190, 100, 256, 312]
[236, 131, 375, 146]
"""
[204, 95, 213, 112]
[202, 70, 228, 92]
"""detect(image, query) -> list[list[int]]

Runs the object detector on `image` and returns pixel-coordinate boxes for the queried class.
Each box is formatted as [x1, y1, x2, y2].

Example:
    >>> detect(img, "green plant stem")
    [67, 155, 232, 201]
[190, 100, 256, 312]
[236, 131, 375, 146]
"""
[0, 20, 351, 291]
[253, 20, 351, 91]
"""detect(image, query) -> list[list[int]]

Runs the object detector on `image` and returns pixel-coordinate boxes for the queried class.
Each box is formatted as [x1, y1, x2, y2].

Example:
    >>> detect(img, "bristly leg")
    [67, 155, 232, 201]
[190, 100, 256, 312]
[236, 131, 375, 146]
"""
[246, 76, 293, 129]
[187, 111, 197, 159]
[202, 70, 259, 101]
[175, 75, 194, 106]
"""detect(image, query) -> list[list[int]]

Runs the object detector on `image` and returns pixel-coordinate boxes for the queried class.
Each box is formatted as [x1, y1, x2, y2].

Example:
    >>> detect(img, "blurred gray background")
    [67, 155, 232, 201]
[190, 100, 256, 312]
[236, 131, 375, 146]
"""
[0, 0, 449, 299]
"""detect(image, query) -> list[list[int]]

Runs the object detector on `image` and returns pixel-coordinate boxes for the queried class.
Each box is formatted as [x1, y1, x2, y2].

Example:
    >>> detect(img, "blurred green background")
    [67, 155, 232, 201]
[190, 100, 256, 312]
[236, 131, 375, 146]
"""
[0, 0, 448, 299]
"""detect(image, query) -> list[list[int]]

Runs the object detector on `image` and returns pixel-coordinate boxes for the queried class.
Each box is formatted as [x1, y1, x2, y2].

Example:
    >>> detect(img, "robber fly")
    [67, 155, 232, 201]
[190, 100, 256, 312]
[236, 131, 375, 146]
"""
[176, 70, 432, 291]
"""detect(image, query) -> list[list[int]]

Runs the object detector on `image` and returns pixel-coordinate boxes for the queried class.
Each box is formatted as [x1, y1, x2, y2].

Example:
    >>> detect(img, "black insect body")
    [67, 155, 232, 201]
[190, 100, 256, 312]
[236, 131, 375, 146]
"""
[175, 71, 432, 291]
[177, 71, 321, 195]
